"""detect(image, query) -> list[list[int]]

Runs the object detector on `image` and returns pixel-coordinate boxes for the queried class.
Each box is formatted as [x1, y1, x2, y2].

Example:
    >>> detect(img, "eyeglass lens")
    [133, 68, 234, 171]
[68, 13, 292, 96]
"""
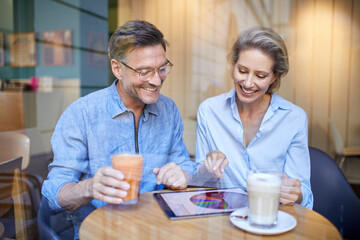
[139, 65, 171, 81]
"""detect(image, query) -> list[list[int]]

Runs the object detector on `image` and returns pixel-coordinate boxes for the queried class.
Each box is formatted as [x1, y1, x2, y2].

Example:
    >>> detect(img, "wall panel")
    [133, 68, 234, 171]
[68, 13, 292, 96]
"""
[293, 0, 314, 130]
[184, 0, 197, 119]
[348, 0, 360, 146]
[170, 0, 186, 115]
[143, 0, 157, 24]
[275, 0, 297, 103]
[117, 0, 132, 25]
[157, 0, 172, 98]
[329, 0, 353, 152]
[310, 0, 333, 150]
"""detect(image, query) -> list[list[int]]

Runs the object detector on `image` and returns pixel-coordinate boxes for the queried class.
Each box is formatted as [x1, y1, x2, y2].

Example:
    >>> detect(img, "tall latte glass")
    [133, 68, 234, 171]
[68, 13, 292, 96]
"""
[246, 169, 282, 228]
[112, 154, 144, 204]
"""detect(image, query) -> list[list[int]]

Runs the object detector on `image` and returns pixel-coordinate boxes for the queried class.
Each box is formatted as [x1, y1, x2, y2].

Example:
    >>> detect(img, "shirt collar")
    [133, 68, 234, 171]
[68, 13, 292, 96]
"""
[143, 102, 159, 119]
[226, 89, 292, 123]
[269, 93, 292, 111]
[262, 93, 291, 127]
[227, 88, 236, 106]
[108, 79, 159, 119]
[226, 89, 241, 122]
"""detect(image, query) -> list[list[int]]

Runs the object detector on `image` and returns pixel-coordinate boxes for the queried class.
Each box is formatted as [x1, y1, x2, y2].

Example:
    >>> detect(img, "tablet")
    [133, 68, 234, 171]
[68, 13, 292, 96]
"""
[153, 188, 248, 220]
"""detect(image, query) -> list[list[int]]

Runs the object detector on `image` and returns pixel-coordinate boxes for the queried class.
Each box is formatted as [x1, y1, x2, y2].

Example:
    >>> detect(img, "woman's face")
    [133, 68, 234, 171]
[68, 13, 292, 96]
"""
[233, 48, 276, 106]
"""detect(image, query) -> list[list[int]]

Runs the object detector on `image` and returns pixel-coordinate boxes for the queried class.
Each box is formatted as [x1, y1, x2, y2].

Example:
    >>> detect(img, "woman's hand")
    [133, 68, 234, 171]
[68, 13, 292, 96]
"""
[280, 175, 303, 205]
[203, 150, 229, 178]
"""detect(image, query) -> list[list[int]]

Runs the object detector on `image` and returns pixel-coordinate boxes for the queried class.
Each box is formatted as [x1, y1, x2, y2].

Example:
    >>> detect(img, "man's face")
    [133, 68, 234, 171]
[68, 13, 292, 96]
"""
[117, 44, 168, 106]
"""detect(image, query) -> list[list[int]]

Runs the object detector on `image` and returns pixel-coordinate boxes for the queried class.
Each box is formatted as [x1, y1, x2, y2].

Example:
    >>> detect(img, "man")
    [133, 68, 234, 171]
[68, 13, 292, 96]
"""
[41, 20, 195, 238]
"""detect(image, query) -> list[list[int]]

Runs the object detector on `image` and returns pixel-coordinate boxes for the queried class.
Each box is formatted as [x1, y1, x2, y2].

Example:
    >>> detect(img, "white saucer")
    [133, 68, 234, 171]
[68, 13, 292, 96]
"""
[230, 208, 297, 235]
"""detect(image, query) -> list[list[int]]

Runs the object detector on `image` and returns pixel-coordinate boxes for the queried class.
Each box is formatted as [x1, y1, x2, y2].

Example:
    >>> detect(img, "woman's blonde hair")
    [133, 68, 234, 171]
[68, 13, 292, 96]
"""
[228, 27, 289, 93]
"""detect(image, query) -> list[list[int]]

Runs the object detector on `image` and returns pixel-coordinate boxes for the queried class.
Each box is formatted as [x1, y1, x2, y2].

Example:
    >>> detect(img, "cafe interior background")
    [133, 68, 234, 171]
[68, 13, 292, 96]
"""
[0, 0, 359, 196]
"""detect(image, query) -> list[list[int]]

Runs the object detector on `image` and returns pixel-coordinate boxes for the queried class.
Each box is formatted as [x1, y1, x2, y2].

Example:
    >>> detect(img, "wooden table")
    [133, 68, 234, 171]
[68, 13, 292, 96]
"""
[79, 189, 341, 240]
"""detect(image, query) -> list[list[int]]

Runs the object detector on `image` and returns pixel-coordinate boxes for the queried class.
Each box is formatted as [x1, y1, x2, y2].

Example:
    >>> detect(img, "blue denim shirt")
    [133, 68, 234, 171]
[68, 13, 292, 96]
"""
[194, 89, 313, 209]
[42, 80, 196, 237]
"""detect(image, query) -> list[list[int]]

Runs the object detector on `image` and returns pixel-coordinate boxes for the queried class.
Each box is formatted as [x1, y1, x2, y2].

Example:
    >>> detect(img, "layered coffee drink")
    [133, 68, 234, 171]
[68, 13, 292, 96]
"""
[247, 170, 281, 228]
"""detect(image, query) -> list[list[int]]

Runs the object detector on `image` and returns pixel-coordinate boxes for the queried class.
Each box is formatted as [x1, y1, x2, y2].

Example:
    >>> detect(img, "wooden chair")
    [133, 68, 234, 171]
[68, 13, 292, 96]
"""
[0, 133, 42, 239]
[0, 157, 28, 239]
[0, 132, 30, 170]
[329, 120, 360, 169]
[0, 91, 25, 132]
[0, 132, 41, 211]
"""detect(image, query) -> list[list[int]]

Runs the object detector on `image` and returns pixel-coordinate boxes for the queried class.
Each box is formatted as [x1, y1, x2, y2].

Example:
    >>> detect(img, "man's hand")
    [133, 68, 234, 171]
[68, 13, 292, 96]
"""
[280, 175, 303, 205]
[58, 166, 131, 210]
[202, 150, 228, 178]
[90, 166, 130, 204]
[153, 162, 190, 190]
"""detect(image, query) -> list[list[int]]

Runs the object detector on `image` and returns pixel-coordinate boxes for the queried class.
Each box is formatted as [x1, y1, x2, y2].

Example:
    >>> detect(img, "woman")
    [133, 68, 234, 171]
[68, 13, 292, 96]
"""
[194, 27, 313, 209]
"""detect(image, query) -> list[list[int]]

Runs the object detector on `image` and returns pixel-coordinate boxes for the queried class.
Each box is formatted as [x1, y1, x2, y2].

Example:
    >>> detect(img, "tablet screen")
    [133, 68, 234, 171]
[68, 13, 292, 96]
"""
[153, 188, 247, 219]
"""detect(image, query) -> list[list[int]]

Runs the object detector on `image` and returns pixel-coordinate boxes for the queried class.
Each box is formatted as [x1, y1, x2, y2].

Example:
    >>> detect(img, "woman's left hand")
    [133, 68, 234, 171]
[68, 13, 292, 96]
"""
[280, 175, 303, 205]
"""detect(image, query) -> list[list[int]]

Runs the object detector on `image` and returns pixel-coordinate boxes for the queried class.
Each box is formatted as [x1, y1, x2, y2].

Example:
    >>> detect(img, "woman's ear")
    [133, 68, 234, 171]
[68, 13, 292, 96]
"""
[271, 74, 278, 84]
[111, 59, 122, 79]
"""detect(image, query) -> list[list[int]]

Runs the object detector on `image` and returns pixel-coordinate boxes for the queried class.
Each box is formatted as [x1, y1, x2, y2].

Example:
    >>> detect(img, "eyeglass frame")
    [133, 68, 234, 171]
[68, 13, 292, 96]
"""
[120, 59, 173, 81]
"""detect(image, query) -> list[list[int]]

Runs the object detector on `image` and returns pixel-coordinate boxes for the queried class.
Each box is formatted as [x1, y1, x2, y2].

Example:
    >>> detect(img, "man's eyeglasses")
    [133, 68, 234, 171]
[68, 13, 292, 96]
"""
[121, 59, 173, 82]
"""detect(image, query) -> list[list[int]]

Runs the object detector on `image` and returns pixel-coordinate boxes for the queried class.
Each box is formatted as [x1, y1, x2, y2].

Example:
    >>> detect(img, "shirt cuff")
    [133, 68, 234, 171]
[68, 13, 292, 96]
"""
[300, 184, 314, 209]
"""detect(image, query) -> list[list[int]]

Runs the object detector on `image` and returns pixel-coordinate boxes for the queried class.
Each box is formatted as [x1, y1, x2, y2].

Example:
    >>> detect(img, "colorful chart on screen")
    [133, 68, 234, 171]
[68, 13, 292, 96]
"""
[190, 191, 247, 209]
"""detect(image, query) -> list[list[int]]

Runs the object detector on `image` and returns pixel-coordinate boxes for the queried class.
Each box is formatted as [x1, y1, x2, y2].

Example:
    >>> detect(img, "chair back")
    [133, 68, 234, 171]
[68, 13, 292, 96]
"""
[37, 197, 61, 240]
[0, 91, 25, 132]
[37, 197, 74, 240]
[329, 120, 344, 155]
[0, 157, 28, 239]
[309, 147, 360, 239]
[0, 132, 30, 170]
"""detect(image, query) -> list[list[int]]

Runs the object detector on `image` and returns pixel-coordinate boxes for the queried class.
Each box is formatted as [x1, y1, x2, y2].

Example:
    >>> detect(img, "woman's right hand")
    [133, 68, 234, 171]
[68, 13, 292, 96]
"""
[203, 150, 229, 178]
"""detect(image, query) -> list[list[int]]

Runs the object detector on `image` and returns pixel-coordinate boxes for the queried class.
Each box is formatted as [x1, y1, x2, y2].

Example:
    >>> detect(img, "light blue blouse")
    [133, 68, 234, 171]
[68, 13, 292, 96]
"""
[195, 89, 313, 209]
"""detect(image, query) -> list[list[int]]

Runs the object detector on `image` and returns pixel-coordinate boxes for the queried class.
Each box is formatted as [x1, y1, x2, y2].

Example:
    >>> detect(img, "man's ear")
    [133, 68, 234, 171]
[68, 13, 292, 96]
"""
[111, 59, 122, 79]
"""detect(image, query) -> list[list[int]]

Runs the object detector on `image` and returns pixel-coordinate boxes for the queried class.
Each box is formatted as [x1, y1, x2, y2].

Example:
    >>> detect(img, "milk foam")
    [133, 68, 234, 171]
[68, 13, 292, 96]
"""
[247, 173, 281, 188]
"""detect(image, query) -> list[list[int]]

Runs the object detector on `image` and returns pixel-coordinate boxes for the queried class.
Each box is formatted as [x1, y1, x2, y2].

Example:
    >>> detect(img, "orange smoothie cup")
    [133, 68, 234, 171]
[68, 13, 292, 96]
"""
[112, 154, 144, 204]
